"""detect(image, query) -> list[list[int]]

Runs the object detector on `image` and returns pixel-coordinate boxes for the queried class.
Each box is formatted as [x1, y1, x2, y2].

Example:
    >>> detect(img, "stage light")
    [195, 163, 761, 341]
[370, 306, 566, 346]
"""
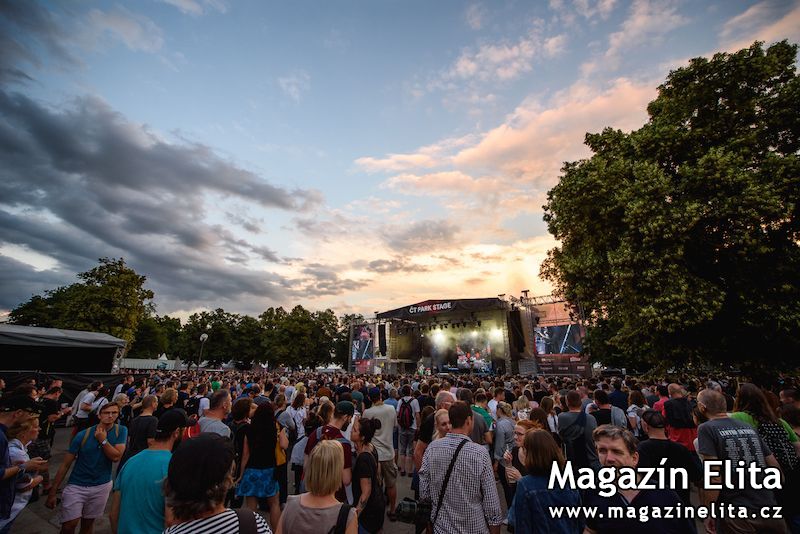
[433, 330, 445, 343]
[490, 328, 502, 340]
[471, 330, 478, 337]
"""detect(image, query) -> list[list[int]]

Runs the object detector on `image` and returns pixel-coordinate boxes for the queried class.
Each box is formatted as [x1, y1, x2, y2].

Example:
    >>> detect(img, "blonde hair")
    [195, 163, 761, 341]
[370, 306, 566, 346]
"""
[496, 401, 513, 419]
[434, 408, 449, 439]
[305, 440, 344, 496]
[8, 417, 38, 441]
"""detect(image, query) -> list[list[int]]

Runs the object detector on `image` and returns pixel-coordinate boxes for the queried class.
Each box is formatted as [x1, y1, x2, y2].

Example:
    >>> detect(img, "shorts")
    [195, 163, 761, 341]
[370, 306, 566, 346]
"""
[380, 460, 398, 489]
[61, 481, 113, 523]
[397, 428, 415, 456]
[236, 467, 279, 499]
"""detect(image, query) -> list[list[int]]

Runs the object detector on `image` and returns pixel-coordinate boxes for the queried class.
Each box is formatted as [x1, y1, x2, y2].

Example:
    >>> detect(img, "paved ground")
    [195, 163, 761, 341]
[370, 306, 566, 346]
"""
[15, 428, 510, 533]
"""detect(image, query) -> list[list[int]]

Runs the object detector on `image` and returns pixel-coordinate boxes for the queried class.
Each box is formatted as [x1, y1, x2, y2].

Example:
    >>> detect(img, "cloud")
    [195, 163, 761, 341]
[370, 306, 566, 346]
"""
[382, 220, 461, 254]
[278, 70, 311, 102]
[0, 89, 324, 311]
[359, 258, 431, 274]
[719, 0, 800, 52]
[159, 0, 228, 16]
[465, 4, 487, 29]
[549, 0, 618, 25]
[453, 77, 656, 183]
[86, 6, 164, 52]
[382, 171, 500, 196]
[354, 135, 475, 173]
[544, 34, 568, 57]
[299, 263, 366, 296]
[447, 34, 537, 82]
[0, 0, 82, 83]
[582, 0, 687, 75]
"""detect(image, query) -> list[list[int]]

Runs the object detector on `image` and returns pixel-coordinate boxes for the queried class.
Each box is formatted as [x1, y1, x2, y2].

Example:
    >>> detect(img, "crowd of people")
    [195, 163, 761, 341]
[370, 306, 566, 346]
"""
[0, 370, 798, 534]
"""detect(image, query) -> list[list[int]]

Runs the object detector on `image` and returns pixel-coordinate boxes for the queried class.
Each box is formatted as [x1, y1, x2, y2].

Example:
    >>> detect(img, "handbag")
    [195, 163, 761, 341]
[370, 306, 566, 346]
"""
[395, 438, 468, 525]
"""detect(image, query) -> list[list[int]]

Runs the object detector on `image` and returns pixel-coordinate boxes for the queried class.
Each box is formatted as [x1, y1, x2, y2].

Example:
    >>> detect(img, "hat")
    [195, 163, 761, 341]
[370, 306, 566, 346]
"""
[0, 395, 42, 414]
[335, 400, 355, 416]
[168, 433, 234, 500]
[156, 408, 189, 436]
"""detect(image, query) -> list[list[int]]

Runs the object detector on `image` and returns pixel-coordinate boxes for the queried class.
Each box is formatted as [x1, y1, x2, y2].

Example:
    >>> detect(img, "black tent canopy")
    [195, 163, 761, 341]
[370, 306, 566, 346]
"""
[0, 324, 126, 373]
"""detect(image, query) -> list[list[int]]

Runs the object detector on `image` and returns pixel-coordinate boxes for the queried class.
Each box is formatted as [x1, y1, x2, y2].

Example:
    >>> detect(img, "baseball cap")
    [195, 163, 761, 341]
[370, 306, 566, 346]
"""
[335, 400, 355, 416]
[0, 395, 42, 414]
[168, 433, 234, 500]
[156, 408, 189, 436]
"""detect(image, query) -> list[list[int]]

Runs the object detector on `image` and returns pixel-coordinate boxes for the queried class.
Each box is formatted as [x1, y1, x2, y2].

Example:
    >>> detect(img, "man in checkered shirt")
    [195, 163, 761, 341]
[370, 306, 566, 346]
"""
[419, 401, 503, 534]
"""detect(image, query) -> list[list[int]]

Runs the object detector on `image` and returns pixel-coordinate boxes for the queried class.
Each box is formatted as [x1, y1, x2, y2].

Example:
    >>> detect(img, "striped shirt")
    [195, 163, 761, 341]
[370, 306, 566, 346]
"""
[419, 433, 503, 534]
[163, 509, 271, 534]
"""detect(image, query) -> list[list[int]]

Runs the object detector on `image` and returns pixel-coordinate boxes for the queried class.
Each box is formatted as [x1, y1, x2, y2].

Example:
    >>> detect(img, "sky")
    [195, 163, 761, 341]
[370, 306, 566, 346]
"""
[1, 0, 799, 321]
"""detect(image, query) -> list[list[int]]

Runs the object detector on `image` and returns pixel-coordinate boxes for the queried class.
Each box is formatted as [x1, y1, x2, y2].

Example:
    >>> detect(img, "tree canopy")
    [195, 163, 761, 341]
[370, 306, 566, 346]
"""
[542, 41, 800, 375]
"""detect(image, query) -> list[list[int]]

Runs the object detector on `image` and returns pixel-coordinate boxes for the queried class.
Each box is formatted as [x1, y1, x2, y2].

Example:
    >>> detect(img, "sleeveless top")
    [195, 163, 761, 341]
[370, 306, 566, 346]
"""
[281, 495, 356, 533]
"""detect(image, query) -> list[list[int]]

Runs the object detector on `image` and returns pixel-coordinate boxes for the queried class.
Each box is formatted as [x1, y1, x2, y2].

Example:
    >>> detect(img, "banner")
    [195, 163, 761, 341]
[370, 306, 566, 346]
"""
[352, 324, 374, 361]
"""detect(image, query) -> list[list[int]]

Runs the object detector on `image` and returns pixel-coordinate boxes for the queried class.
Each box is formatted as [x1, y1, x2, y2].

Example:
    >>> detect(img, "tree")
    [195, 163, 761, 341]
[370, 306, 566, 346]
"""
[127, 317, 167, 358]
[334, 313, 365, 368]
[542, 41, 800, 375]
[10, 257, 154, 348]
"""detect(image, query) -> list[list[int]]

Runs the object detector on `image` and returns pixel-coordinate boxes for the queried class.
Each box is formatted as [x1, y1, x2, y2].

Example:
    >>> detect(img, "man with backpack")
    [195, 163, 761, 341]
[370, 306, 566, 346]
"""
[46, 401, 127, 534]
[558, 390, 600, 471]
[304, 401, 354, 502]
[396, 385, 420, 477]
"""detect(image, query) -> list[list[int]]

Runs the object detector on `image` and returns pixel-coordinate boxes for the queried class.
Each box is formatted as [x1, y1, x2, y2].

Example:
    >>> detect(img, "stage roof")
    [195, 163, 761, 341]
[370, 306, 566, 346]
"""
[377, 298, 506, 321]
[0, 324, 127, 349]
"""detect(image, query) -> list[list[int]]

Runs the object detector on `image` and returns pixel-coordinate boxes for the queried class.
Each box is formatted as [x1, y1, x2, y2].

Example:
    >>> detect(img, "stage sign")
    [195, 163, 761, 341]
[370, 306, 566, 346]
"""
[352, 324, 374, 361]
[377, 298, 506, 320]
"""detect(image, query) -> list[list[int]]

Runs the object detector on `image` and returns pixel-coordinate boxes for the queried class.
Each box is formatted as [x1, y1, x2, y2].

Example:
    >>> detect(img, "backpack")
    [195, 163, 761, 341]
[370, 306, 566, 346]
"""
[562, 411, 591, 468]
[757, 420, 799, 472]
[186, 396, 201, 417]
[182, 419, 202, 440]
[314, 426, 351, 451]
[398, 398, 414, 429]
[80, 424, 121, 450]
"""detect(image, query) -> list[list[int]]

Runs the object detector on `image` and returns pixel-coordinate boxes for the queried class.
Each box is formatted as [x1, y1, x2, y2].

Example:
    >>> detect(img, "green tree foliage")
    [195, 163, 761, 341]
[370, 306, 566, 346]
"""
[542, 41, 800, 374]
[10, 257, 154, 347]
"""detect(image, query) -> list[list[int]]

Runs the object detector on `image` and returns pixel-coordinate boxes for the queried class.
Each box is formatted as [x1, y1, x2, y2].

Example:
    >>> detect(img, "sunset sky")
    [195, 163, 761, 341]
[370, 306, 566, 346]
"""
[1, 0, 798, 320]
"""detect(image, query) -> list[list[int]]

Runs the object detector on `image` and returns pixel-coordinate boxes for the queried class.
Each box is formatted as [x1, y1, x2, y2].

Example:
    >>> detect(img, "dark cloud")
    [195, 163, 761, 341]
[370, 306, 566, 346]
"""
[0, 255, 75, 310]
[0, 89, 322, 311]
[382, 219, 461, 254]
[0, 0, 81, 83]
[360, 258, 430, 274]
[225, 211, 262, 234]
[298, 263, 367, 297]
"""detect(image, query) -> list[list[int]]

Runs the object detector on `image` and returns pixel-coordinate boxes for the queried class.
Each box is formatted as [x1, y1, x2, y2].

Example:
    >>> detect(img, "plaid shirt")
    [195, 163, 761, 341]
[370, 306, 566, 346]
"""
[419, 433, 503, 534]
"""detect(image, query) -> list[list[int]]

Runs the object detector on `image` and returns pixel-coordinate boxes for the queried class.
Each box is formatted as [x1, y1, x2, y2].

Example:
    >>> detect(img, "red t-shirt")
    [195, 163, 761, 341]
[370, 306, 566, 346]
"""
[303, 424, 352, 469]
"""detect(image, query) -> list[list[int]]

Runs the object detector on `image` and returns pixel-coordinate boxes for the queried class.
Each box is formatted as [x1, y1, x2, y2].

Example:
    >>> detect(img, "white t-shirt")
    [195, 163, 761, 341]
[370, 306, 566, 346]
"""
[75, 392, 96, 419]
[396, 396, 420, 430]
[487, 399, 498, 419]
[198, 397, 210, 417]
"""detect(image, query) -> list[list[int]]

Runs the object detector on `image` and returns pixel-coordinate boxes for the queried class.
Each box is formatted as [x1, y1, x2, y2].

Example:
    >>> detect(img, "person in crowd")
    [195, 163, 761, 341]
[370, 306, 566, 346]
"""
[500, 419, 539, 508]
[396, 385, 421, 477]
[113, 377, 133, 399]
[540, 396, 559, 433]
[433, 408, 451, 440]
[317, 399, 335, 425]
[163, 433, 271, 533]
[472, 392, 494, 428]
[304, 401, 354, 503]
[488, 387, 505, 419]
[0, 417, 44, 533]
[277, 440, 357, 534]
[47, 401, 128, 534]
[696, 388, 786, 534]
[493, 401, 515, 467]
[636, 409, 701, 506]
[361, 388, 398, 517]
[662, 383, 698, 451]
[558, 390, 600, 470]
[588, 389, 627, 428]
[235, 403, 286, 529]
[287, 393, 308, 444]
[626, 390, 647, 438]
[608, 379, 628, 411]
[730, 383, 800, 532]
[419, 401, 503, 534]
[88, 387, 111, 425]
[199, 389, 232, 438]
[72, 382, 102, 433]
[118, 394, 158, 470]
[154, 388, 178, 419]
[459, 388, 493, 452]
[290, 413, 323, 494]
[507, 429, 582, 534]
[29, 386, 68, 492]
[780, 388, 799, 410]
[350, 417, 385, 534]
[583, 425, 696, 533]
[651, 384, 669, 411]
[113, 394, 133, 427]
[110, 409, 188, 534]
[513, 394, 532, 421]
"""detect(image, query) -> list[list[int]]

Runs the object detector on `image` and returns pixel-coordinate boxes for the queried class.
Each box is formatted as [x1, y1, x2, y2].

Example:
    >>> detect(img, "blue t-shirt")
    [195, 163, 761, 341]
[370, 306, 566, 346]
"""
[68, 425, 128, 487]
[113, 449, 171, 534]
